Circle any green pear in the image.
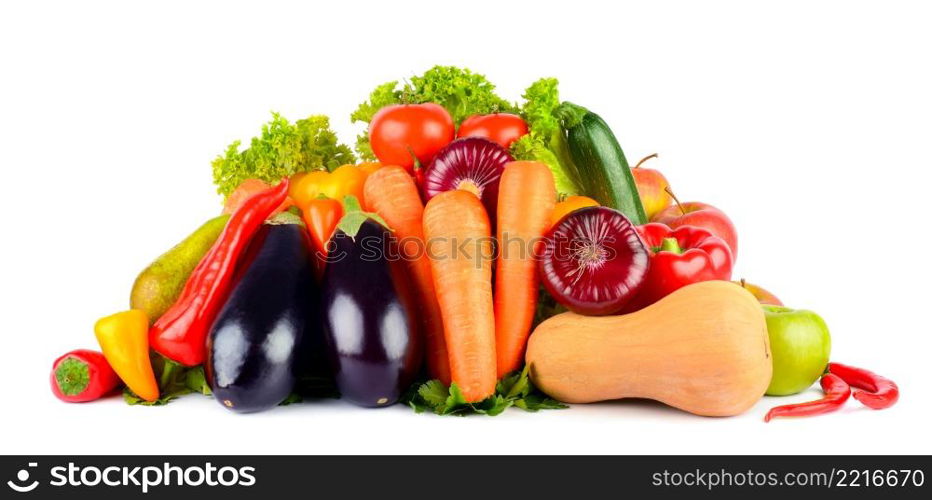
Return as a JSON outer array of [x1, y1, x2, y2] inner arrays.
[[763, 305, 831, 396], [130, 214, 229, 324]]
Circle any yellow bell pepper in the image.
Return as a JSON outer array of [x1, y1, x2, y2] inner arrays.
[[94, 310, 159, 402], [289, 163, 383, 209]]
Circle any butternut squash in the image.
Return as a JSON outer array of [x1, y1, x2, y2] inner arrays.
[[526, 281, 772, 416]]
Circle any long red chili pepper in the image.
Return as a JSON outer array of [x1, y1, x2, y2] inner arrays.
[[149, 179, 290, 366], [764, 373, 850, 422], [828, 362, 899, 410]]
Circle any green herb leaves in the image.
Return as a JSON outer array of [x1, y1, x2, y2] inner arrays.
[[520, 77, 562, 138], [123, 357, 211, 406], [511, 78, 581, 197], [212, 113, 355, 198], [404, 366, 567, 416]]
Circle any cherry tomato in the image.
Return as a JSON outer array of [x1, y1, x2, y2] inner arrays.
[[369, 103, 454, 172], [550, 195, 599, 227], [457, 113, 529, 149]]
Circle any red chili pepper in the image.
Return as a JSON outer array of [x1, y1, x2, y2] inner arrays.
[[764, 373, 851, 422], [50, 349, 121, 403], [149, 179, 290, 366], [625, 223, 734, 311], [828, 362, 899, 410]]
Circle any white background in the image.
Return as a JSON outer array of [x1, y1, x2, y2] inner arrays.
[[1, 0, 930, 455]]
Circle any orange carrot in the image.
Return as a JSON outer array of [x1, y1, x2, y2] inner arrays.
[[423, 190, 496, 402], [494, 161, 557, 377], [364, 166, 451, 384]]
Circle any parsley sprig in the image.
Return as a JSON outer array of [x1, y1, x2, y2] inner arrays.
[[123, 357, 211, 406], [404, 366, 567, 416]]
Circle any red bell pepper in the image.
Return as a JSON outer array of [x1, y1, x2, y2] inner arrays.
[[625, 223, 734, 311], [149, 178, 290, 366], [50, 349, 121, 403]]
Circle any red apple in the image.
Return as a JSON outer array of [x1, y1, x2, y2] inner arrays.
[[630, 153, 672, 219], [652, 198, 738, 260], [733, 279, 783, 306]]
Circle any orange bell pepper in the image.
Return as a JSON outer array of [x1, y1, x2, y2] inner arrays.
[[94, 310, 159, 402]]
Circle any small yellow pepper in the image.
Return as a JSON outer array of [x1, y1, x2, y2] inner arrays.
[[289, 163, 383, 209], [94, 310, 159, 402]]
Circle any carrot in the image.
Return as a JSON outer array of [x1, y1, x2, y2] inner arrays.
[[364, 166, 451, 384], [422, 190, 496, 402], [494, 161, 557, 377]]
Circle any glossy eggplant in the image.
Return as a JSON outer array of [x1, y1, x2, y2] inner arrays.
[[322, 219, 421, 407], [207, 216, 318, 413]]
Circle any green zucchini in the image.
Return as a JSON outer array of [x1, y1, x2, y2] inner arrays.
[[556, 102, 647, 225]]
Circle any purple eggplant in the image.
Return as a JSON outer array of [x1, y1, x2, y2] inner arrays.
[[207, 215, 318, 413], [322, 219, 421, 407]]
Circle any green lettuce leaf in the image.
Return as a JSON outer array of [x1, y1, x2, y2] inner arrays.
[[123, 357, 211, 406], [511, 78, 580, 197], [512, 135, 579, 197], [403, 365, 567, 417], [521, 77, 562, 138], [211, 113, 355, 198]]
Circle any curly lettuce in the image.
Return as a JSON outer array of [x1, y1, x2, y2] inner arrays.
[[211, 113, 355, 198], [351, 66, 517, 160], [520, 77, 562, 138], [510, 78, 580, 197]]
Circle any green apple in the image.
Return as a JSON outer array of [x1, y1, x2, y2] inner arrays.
[[763, 305, 831, 396]]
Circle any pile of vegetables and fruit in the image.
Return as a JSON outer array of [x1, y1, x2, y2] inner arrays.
[[51, 66, 899, 420]]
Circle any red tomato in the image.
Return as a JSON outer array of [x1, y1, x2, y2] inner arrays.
[[369, 103, 454, 172], [457, 113, 529, 149]]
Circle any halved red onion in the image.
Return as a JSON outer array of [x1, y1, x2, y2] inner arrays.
[[539, 206, 650, 315]]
